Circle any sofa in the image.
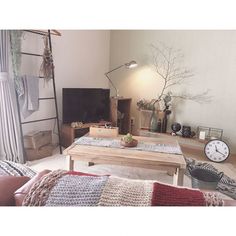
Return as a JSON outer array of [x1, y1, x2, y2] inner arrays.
[[0, 160, 235, 206]]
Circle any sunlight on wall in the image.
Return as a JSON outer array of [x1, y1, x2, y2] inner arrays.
[[130, 66, 163, 100], [118, 66, 164, 100]]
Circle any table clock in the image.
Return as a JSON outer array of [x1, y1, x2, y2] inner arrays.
[[204, 139, 230, 162]]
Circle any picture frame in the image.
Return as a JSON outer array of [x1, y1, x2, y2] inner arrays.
[[197, 126, 223, 140]]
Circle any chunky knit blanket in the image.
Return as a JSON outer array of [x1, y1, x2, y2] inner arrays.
[[22, 170, 224, 206]]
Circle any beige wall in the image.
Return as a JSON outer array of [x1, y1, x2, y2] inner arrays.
[[110, 30, 236, 153], [20, 30, 110, 143]]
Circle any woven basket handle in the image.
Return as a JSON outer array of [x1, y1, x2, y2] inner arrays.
[[187, 164, 194, 174], [218, 172, 224, 180]]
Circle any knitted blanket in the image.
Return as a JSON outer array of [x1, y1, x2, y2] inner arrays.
[[22, 170, 224, 206]]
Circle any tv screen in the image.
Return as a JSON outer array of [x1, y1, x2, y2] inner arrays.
[[62, 88, 110, 124]]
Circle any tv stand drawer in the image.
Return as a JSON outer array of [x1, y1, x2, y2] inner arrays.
[[61, 123, 111, 148]]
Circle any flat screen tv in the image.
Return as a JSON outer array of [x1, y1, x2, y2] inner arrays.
[[62, 88, 110, 124]]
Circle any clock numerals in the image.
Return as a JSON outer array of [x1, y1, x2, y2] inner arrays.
[[204, 139, 230, 163]]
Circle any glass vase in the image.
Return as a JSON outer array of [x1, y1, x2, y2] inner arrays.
[[149, 110, 158, 132]]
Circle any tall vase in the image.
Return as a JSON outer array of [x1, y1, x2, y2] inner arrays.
[[161, 114, 168, 133], [158, 111, 167, 133], [162, 111, 168, 133], [149, 109, 158, 132]]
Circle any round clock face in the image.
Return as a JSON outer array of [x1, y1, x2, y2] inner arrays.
[[204, 139, 230, 163]]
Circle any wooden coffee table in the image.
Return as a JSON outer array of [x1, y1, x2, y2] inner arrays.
[[63, 135, 186, 186]]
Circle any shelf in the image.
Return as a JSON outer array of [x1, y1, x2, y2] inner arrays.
[[110, 97, 132, 134]]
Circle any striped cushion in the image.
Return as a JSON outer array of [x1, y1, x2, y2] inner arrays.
[[0, 161, 36, 178]]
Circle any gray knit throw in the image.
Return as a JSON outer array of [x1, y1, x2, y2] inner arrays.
[[45, 175, 109, 206]]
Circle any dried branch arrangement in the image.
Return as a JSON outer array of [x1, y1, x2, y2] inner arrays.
[[150, 42, 211, 106], [39, 36, 54, 83]]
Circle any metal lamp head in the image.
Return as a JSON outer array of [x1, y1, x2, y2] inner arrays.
[[125, 60, 138, 69], [105, 60, 138, 98]]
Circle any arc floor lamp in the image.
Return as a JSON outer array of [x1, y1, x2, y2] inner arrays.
[[105, 60, 138, 97]]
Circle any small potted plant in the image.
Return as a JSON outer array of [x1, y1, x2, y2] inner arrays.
[[121, 133, 138, 147]]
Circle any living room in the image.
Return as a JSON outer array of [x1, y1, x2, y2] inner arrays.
[[1, 1, 236, 235], [1, 28, 236, 203], [20, 29, 236, 174]]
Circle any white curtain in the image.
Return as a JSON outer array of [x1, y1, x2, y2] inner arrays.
[[0, 30, 24, 163]]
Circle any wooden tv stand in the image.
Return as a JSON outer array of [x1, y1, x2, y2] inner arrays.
[[61, 97, 132, 148], [61, 121, 111, 148]]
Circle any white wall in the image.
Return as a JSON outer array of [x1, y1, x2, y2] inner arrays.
[[110, 30, 236, 153], [20, 30, 110, 143], [53, 30, 110, 118]]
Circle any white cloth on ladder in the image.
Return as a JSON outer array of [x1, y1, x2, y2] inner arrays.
[[18, 75, 39, 118]]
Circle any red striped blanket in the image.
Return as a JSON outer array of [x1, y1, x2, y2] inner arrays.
[[22, 170, 224, 206]]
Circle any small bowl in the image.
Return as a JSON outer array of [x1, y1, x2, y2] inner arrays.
[[120, 139, 138, 147]]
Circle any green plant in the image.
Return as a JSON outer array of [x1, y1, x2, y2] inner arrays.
[[122, 133, 133, 143]]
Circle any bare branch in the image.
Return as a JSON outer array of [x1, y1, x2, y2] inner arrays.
[[150, 43, 169, 62], [170, 90, 212, 104], [150, 42, 211, 107]]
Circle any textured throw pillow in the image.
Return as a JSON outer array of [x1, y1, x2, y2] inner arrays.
[[0, 176, 30, 206], [14, 169, 51, 206], [0, 160, 36, 178]]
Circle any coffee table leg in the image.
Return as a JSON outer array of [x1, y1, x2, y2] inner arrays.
[[66, 155, 74, 171], [173, 168, 184, 186]]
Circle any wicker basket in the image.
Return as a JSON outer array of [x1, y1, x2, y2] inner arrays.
[[24, 130, 52, 149], [25, 144, 54, 161]]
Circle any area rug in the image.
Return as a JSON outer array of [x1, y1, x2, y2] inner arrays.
[[185, 157, 236, 200]]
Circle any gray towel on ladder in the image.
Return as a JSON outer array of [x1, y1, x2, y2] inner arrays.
[[18, 75, 39, 118]]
